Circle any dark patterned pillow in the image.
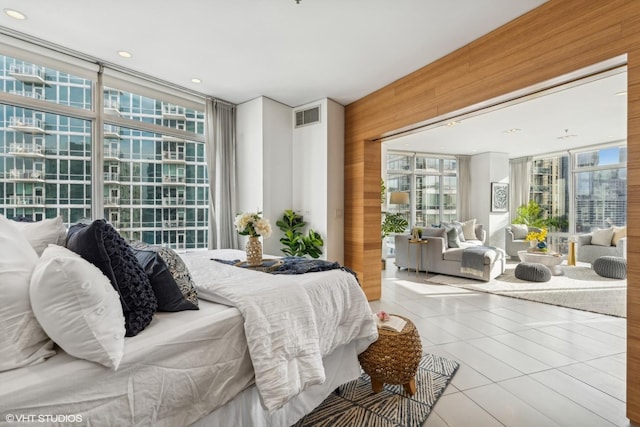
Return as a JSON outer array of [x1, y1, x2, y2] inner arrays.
[[128, 240, 199, 307], [66, 220, 157, 336], [132, 248, 198, 311]]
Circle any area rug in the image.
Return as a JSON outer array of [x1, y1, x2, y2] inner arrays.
[[426, 264, 626, 317], [292, 353, 459, 427]]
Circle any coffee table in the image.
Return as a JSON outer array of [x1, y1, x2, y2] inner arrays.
[[517, 250, 564, 275]]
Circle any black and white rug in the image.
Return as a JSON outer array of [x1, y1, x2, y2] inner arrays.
[[292, 353, 459, 427]]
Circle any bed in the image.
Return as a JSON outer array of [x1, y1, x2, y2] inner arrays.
[[0, 244, 377, 427]]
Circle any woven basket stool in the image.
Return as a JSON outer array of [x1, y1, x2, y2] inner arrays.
[[358, 315, 422, 395]]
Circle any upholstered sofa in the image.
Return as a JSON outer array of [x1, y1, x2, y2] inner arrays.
[[394, 223, 506, 281], [505, 225, 542, 259], [576, 227, 627, 265]]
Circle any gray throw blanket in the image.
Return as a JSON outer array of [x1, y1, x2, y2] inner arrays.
[[460, 246, 496, 278]]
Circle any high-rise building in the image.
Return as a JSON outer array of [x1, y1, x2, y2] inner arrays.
[[0, 54, 209, 249]]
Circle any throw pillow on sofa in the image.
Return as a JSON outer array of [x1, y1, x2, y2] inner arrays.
[[0, 214, 55, 373], [446, 226, 461, 248], [591, 228, 615, 246], [461, 218, 478, 240], [30, 245, 126, 370], [510, 224, 529, 240], [612, 226, 627, 246], [442, 221, 466, 243], [66, 219, 157, 337]]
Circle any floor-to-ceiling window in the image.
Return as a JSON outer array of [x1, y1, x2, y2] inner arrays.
[[0, 51, 209, 249], [385, 150, 457, 256], [529, 142, 626, 253]]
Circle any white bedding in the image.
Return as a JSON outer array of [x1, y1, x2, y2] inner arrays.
[[0, 301, 254, 427], [181, 249, 378, 412]]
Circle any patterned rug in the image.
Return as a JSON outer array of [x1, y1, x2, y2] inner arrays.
[[292, 353, 459, 427], [426, 263, 626, 317]]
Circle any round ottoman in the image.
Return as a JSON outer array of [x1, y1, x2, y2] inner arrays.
[[593, 256, 627, 279], [358, 315, 422, 395], [515, 262, 552, 282]]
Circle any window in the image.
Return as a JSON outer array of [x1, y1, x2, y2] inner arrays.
[[386, 151, 457, 229], [0, 52, 209, 249], [574, 145, 627, 233]]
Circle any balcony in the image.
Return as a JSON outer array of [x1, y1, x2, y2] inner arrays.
[[163, 220, 185, 228], [9, 117, 46, 134], [8, 142, 45, 158], [104, 196, 120, 206], [162, 151, 186, 163], [104, 125, 121, 139], [163, 175, 186, 185], [104, 172, 120, 183], [104, 147, 120, 160], [162, 134, 186, 143], [7, 195, 45, 206], [8, 64, 46, 84], [162, 196, 186, 206], [8, 169, 45, 182], [161, 104, 187, 120], [104, 98, 121, 116], [9, 89, 44, 100]]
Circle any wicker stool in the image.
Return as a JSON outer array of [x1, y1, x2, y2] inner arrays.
[[358, 315, 422, 395], [593, 256, 627, 279], [515, 262, 552, 282]]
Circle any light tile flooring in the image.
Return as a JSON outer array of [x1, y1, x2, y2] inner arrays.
[[371, 260, 633, 427]]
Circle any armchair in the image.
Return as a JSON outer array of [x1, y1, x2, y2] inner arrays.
[[576, 230, 627, 265], [505, 225, 541, 259]]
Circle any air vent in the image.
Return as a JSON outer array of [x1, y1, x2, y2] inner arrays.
[[295, 106, 320, 127]]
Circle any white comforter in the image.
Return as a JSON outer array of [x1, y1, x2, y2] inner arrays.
[[181, 249, 378, 412]]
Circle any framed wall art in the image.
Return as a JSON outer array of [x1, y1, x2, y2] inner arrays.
[[491, 182, 508, 212]]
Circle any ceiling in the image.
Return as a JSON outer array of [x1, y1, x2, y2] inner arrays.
[[0, 0, 547, 107], [383, 68, 628, 158], [0, 1, 626, 159]]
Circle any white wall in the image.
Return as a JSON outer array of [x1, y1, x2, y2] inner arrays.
[[236, 97, 344, 261], [292, 99, 345, 262], [469, 152, 509, 248], [236, 97, 292, 256]]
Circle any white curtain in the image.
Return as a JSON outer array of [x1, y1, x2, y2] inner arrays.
[[205, 98, 239, 249], [456, 155, 471, 220], [509, 156, 532, 221]]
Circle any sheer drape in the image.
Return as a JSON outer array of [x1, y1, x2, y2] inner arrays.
[[456, 155, 471, 220], [509, 156, 532, 221], [205, 98, 239, 249]]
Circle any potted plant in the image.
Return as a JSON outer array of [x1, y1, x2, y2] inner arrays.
[[276, 209, 324, 258]]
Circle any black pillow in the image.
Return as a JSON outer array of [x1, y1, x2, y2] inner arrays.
[[132, 248, 198, 312], [128, 240, 199, 307], [66, 220, 157, 336]]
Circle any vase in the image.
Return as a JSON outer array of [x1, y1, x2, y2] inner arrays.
[[529, 239, 538, 248], [245, 236, 262, 266]]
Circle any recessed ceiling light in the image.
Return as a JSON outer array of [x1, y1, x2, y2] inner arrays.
[[191, 78, 201, 84], [4, 8, 27, 20], [615, 91, 627, 96], [445, 121, 460, 127], [117, 51, 132, 58], [502, 128, 521, 134]]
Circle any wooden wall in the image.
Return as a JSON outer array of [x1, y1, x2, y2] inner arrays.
[[343, 0, 640, 421]]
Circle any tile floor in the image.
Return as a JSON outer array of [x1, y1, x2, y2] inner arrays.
[[371, 260, 633, 427]]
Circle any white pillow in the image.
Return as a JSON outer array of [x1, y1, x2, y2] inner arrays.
[[30, 245, 126, 370], [591, 228, 615, 246], [11, 216, 67, 256], [510, 224, 529, 240], [0, 214, 54, 373], [612, 226, 627, 246], [461, 218, 477, 240]]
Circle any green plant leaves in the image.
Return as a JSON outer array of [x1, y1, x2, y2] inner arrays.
[[277, 210, 324, 258]]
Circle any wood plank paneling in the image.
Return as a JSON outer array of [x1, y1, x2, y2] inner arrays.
[[343, 0, 640, 421]]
